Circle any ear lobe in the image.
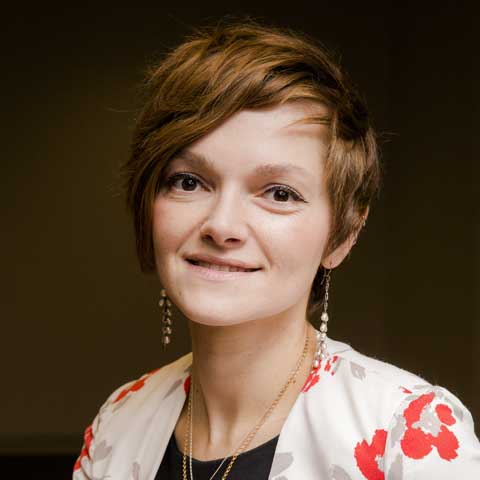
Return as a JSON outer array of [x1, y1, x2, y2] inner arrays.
[[322, 208, 369, 269], [321, 233, 357, 270]]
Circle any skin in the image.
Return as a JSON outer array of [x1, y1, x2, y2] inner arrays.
[[152, 100, 358, 461]]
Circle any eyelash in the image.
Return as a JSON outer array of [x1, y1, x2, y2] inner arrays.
[[163, 172, 305, 203]]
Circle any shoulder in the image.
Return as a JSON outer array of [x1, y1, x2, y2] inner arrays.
[[90, 352, 192, 434], [73, 353, 192, 478], [314, 336, 433, 415], [113, 353, 192, 398], [326, 337, 476, 426], [327, 336, 431, 392], [101, 352, 193, 415], [314, 337, 480, 478], [302, 338, 432, 442], [324, 337, 476, 428]]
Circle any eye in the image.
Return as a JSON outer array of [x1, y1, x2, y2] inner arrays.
[[161, 172, 305, 204], [163, 172, 205, 192], [264, 185, 305, 203]]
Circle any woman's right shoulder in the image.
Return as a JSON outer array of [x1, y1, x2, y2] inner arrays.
[[73, 353, 192, 477], [100, 351, 193, 413]]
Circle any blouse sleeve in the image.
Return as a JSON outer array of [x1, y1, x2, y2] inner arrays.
[[384, 385, 480, 478], [72, 380, 135, 480]]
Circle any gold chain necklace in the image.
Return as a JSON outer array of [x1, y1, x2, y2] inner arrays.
[[182, 325, 311, 480]]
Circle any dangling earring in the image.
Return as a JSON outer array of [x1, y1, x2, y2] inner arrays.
[[158, 288, 173, 349], [318, 267, 331, 360]]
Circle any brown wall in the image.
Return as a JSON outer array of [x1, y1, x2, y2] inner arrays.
[[1, 4, 477, 453]]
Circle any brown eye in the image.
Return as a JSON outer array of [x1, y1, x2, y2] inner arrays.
[[165, 173, 204, 192], [264, 185, 304, 203]]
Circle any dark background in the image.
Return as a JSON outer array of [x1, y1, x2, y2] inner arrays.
[[1, 4, 478, 478]]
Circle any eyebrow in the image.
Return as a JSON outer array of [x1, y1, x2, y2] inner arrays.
[[173, 149, 310, 178]]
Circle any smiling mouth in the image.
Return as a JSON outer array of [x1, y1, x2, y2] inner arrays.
[[186, 259, 261, 273]]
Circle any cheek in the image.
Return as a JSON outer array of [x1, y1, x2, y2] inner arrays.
[[152, 200, 191, 260], [263, 213, 329, 275]]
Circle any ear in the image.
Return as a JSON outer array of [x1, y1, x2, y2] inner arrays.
[[321, 234, 357, 270], [322, 208, 369, 270]]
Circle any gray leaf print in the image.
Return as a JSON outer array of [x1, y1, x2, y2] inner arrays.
[[331, 464, 352, 480], [412, 384, 431, 390], [268, 452, 294, 478], [413, 404, 441, 434], [449, 401, 464, 422], [80, 457, 111, 480], [331, 357, 343, 375], [275, 477, 288, 480], [390, 414, 406, 447], [387, 454, 403, 480], [431, 386, 445, 397], [92, 440, 112, 462], [132, 461, 140, 480], [165, 379, 183, 398], [350, 362, 366, 380]]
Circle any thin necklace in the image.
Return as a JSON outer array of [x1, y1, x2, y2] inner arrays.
[[182, 324, 319, 480]]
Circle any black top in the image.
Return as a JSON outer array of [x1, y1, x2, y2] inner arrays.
[[155, 431, 280, 479]]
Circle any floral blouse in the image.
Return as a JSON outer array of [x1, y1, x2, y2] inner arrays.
[[73, 335, 480, 479]]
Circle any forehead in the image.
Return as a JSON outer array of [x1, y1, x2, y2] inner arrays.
[[182, 101, 330, 176]]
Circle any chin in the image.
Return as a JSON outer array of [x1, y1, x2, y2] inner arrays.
[[179, 302, 257, 327]]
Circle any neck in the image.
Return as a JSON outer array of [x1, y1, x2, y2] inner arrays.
[[186, 310, 317, 459]]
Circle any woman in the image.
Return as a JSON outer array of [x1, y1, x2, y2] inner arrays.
[[73, 20, 480, 479]]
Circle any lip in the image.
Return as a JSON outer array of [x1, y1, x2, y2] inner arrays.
[[184, 258, 262, 281], [184, 253, 261, 270]]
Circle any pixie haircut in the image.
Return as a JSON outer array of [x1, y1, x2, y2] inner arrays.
[[120, 19, 381, 319]]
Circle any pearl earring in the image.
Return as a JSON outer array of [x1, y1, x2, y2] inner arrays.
[[318, 268, 331, 361], [158, 288, 173, 349]]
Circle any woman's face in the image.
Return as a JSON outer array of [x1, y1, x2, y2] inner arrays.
[[152, 101, 348, 326]]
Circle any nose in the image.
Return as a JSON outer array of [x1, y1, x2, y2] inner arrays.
[[199, 188, 249, 248]]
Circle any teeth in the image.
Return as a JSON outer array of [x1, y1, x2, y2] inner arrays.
[[194, 260, 251, 272]]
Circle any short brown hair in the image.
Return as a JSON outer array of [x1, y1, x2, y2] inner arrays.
[[120, 18, 381, 319]]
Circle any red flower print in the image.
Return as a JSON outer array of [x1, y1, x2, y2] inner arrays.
[[400, 386, 412, 394], [113, 367, 161, 404], [184, 375, 191, 395], [73, 424, 93, 471], [354, 429, 388, 480], [301, 365, 321, 392], [324, 355, 339, 374], [400, 392, 459, 461], [301, 355, 340, 393], [113, 379, 145, 403], [435, 404, 455, 425]]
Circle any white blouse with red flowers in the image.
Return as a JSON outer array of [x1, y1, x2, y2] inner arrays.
[[72, 335, 480, 479]]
